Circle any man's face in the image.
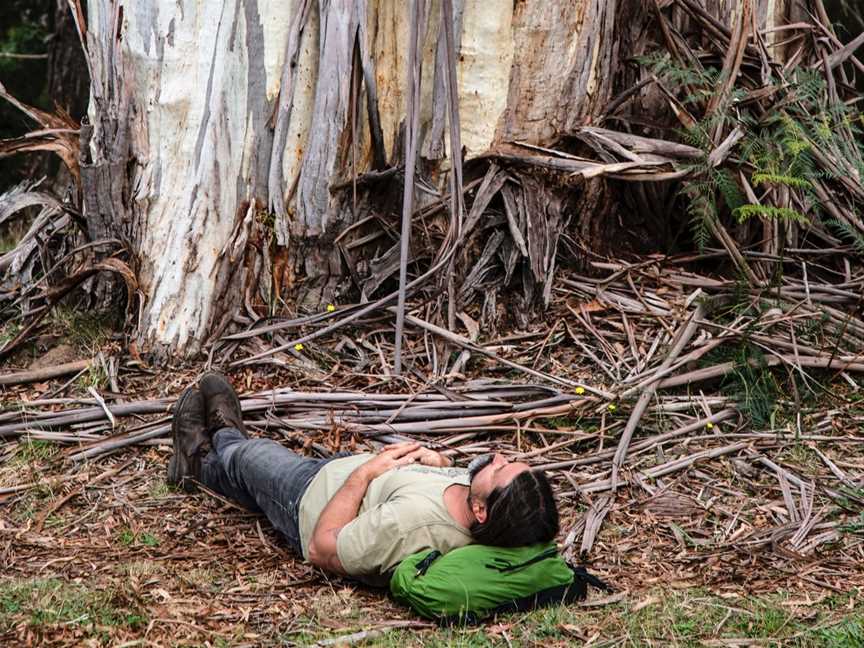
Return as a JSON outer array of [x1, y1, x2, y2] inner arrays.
[[468, 453, 530, 502]]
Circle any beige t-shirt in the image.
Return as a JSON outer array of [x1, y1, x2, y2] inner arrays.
[[297, 454, 472, 586]]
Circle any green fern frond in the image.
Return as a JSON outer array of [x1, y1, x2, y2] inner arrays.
[[812, 114, 834, 143], [731, 345, 779, 428], [678, 126, 713, 153], [734, 204, 809, 224], [779, 114, 810, 157], [682, 178, 717, 251], [792, 68, 827, 107], [826, 217, 864, 255], [715, 168, 745, 210], [751, 173, 812, 189], [739, 134, 768, 167]]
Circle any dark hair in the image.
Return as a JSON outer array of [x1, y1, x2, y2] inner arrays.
[[469, 470, 559, 546]]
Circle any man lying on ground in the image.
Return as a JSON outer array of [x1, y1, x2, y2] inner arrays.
[[167, 373, 559, 586]]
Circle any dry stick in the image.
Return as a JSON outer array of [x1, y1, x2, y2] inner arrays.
[[810, 446, 856, 487], [6, 384, 559, 450], [23, 431, 104, 443], [87, 386, 116, 428], [579, 493, 614, 556], [0, 52, 48, 60], [43, 366, 90, 399], [611, 302, 708, 487], [537, 409, 737, 471], [221, 309, 339, 341], [512, 433, 597, 459], [33, 459, 133, 532], [579, 303, 709, 555], [0, 400, 170, 437], [391, 307, 613, 398], [705, 0, 751, 121], [576, 442, 749, 494], [656, 354, 864, 391], [823, 30, 864, 71], [287, 400, 593, 436], [68, 424, 170, 462], [0, 358, 92, 386], [619, 336, 727, 396], [645, 442, 748, 479], [393, 0, 425, 376], [0, 473, 79, 496], [441, 0, 465, 334], [314, 621, 434, 648]]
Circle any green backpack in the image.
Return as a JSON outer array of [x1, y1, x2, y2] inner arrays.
[[389, 542, 609, 624]]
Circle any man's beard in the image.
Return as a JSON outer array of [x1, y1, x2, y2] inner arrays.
[[467, 453, 494, 483]]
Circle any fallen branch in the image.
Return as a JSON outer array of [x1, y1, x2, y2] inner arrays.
[[0, 359, 92, 386]]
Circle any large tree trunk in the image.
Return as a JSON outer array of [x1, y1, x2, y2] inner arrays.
[[79, 0, 797, 359]]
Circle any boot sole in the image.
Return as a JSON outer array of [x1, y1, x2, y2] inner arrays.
[[168, 386, 198, 492]]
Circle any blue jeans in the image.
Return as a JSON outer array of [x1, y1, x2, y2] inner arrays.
[[200, 428, 329, 553]]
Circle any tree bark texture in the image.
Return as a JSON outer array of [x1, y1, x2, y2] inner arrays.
[[80, 0, 797, 357]]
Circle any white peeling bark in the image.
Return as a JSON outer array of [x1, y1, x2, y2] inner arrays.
[[86, 0, 295, 355], [293, 0, 366, 238]]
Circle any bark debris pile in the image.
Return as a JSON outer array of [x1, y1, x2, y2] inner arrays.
[[3, 255, 864, 583]]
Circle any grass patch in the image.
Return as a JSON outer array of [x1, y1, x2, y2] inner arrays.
[[148, 480, 173, 499], [702, 342, 781, 429], [76, 362, 110, 391], [7, 484, 54, 525], [124, 560, 162, 581], [545, 416, 584, 430], [116, 529, 160, 548], [296, 588, 863, 647], [837, 486, 864, 514], [0, 321, 21, 348], [778, 443, 823, 473], [815, 617, 864, 647], [139, 532, 159, 547], [15, 438, 57, 464], [179, 567, 221, 591], [0, 578, 146, 633], [840, 512, 864, 535], [50, 306, 117, 353]]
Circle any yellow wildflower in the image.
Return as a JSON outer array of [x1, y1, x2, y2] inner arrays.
[[575, 387, 585, 395], [608, 403, 616, 412], [294, 343, 304, 351], [327, 304, 336, 312], [706, 421, 714, 429]]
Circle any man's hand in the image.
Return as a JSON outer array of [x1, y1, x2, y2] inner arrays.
[[380, 442, 452, 468], [358, 442, 422, 481]]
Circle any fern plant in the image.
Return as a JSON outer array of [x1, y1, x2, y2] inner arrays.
[[681, 175, 716, 252], [643, 54, 863, 253]]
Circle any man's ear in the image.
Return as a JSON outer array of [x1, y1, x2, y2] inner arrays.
[[470, 496, 487, 524]]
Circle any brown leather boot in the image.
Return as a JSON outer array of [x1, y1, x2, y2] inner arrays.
[[199, 372, 247, 437], [167, 387, 208, 492]]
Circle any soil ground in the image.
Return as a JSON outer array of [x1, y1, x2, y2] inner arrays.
[[2, 361, 863, 647]]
